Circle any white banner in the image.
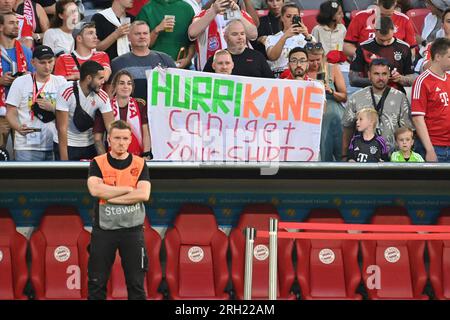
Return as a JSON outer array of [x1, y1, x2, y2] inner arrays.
[[147, 68, 325, 162]]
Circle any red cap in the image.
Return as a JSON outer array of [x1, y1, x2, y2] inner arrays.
[[326, 50, 347, 64]]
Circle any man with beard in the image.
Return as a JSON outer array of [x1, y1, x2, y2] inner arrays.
[[287, 46, 311, 80], [342, 58, 413, 160], [0, 12, 34, 150], [202, 19, 273, 77], [0, 0, 33, 47], [55, 60, 114, 160]]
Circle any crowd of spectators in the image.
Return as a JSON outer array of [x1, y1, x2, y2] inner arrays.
[[0, 0, 449, 163]]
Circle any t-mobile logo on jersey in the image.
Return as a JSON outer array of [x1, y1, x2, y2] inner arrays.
[[439, 92, 449, 107], [357, 153, 368, 162]]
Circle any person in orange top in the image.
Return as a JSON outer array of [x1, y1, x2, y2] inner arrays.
[[87, 119, 151, 300]]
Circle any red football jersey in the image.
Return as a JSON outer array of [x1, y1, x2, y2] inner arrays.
[[54, 51, 111, 77], [344, 9, 417, 48], [411, 69, 450, 146]]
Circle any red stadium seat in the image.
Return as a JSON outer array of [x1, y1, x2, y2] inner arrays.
[[107, 217, 163, 300], [296, 209, 362, 299], [407, 8, 431, 35], [165, 205, 229, 299], [300, 10, 319, 35], [0, 209, 28, 300], [361, 206, 428, 300], [30, 206, 90, 300], [229, 204, 295, 300], [428, 208, 450, 300]]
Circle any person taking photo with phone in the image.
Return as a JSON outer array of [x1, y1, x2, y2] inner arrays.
[[5, 45, 66, 161], [265, 3, 315, 78], [188, 0, 257, 70], [0, 12, 34, 151]]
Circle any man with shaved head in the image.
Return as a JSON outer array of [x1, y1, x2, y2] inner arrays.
[[203, 19, 273, 78], [212, 49, 234, 74]]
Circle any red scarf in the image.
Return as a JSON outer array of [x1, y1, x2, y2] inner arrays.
[[111, 97, 143, 156], [23, 0, 36, 32], [0, 41, 27, 114]]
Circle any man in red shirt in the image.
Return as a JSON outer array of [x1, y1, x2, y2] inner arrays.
[[54, 22, 111, 82], [412, 38, 450, 162], [278, 47, 312, 80], [343, 0, 417, 59]]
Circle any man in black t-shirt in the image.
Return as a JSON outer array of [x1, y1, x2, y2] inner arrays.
[[35, 0, 56, 15], [87, 120, 151, 300], [202, 20, 274, 78], [91, 0, 135, 61], [349, 16, 416, 93]]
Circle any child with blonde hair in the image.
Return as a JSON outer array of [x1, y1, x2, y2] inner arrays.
[[348, 108, 389, 162], [390, 127, 424, 162]]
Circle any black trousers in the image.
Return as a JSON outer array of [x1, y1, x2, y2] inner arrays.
[[87, 226, 148, 300], [53, 142, 97, 161]]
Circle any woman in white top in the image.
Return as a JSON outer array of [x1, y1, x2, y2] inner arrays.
[[311, 1, 346, 55], [265, 3, 314, 77], [43, 0, 79, 56]]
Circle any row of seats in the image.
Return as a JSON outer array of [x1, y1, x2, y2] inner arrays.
[[1, 205, 450, 300]]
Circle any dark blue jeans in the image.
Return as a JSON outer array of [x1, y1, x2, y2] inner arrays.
[[413, 140, 450, 162]]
